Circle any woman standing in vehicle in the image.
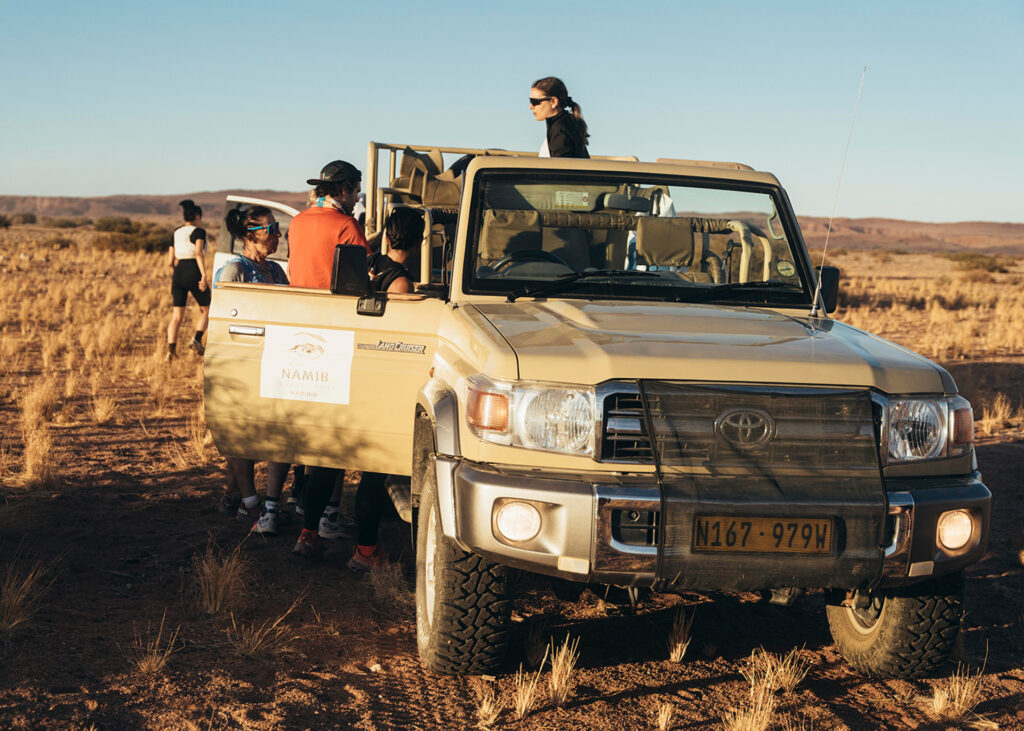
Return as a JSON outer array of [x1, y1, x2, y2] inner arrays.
[[166, 199, 211, 360], [529, 76, 590, 159]]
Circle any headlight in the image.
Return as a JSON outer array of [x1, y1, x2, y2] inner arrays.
[[466, 376, 595, 456], [883, 395, 973, 464]]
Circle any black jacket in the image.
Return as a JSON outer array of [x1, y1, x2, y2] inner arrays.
[[546, 111, 589, 159]]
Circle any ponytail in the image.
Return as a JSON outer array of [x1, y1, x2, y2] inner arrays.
[[564, 97, 589, 144], [225, 205, 271, 240], [179, 198, 202, 223]]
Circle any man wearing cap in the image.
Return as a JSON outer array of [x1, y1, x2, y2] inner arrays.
[[288, 160, 369, 290]]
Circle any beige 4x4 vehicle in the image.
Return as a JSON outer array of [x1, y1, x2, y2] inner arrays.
[[205, 143, 990, 679]]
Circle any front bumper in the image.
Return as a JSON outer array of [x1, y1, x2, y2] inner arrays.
[[442, 459, 990, 591]]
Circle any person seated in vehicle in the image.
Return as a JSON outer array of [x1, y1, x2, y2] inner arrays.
[[288, 160, 369, 289], [367, 207, 425, 294]]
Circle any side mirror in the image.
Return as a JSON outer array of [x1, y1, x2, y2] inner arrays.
[[331, 245, 370, 296], [815, 265, 840, 314]]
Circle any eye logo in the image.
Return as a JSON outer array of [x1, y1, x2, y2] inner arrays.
[[288, 332, 327, 359]]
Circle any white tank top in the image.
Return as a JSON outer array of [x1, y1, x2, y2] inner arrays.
[[173, 224, 205, 259]]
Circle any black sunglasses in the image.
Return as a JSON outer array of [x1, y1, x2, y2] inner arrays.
[[247, 221, 280, 235], [529, 96, 553, 106]]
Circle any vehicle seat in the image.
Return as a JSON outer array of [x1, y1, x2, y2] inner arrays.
[[386, 148, 461, 209], [635, 217, 695, 269], [478, 210, 542, 266]]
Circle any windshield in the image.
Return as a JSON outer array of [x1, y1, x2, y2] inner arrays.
[[465, 172, 811, 306]]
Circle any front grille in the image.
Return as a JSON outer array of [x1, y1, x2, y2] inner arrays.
[[601, 383, 879, 470]]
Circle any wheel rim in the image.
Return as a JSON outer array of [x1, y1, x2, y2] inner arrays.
[[424, 504, 437, 628], [846, 595, 885, 635]]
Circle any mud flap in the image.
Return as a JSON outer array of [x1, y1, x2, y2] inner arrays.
[[636, 382, 886, 592]]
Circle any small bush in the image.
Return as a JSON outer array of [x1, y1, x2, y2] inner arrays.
[[94, 216, 135, 234], [0, 214, 10, 229], [942, 251, 1011, 273], [43, 216, 89, 229], [12, 212, 36, 225], [92, 220, 173, 253]]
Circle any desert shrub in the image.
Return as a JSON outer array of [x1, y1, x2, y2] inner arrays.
[[0, 214, 10, 229], [43, 216, 89, 228], [12, 212, 36, 224], [92, 220, 173, 253], [46, 236, 73, 250], [942, 251, 1011, 273], [94, 216, 135, 234]]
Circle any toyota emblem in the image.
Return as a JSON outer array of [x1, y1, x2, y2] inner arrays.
[[713, 408, 776, 449]]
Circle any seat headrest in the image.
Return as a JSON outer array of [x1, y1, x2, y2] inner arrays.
[[478, 210, 542, 263], [400, 147, 443, 177], [636, 217, 695, 268]]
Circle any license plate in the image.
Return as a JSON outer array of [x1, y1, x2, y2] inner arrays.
[[693, 516, 833, 554]]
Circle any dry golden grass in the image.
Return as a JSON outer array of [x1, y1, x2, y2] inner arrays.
[[547, 634, 580, 707], [657, 702, 676, 730], [721, 683, 777, 731], [474, 682, 500, 729], [91, 394, 117, 425], [21, 422, 57, 488], [226, 594, 303, 658], [20, 377, 59, 429], [126, 609, 181, 675], [367, 562, 413, 612], [667, 607, 694, 662], [0, 557, 56, 635], [929, 662, 991, 725], [740, 648, 811, 695], [192, 541, 247, 615], [511, 657, 546, 721], [185, 414, 208, 463]]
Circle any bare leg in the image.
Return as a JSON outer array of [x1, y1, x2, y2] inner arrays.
[[195, 305, 210, 336], [266, 462, 291, 501], [227, 457, 257, 500], [167, 306, 185, 345]]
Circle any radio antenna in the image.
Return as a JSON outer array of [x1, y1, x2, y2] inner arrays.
[[810, 66, 866, 317]]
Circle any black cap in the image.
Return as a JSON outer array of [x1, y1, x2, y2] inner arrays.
[[307, 160, 361, 187]]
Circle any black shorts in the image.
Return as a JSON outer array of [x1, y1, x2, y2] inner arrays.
[[171, 259, 211, 307]]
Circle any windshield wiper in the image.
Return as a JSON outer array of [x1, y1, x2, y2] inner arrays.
[[674, 280, 804, 303], [506, 269, 661, 302]]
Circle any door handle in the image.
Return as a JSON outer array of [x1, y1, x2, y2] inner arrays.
[[228, 326, 265, 336]]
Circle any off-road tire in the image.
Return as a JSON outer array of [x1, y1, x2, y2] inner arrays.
[[414, 425, 511, 674], [826, 571, 963, 679]]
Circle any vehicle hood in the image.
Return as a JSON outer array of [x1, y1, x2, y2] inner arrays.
[[469, 300, 954, 394]]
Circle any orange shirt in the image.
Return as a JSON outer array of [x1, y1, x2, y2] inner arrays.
[[288, 206, 369, 289]]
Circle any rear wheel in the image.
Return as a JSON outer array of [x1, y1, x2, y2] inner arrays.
[[826, 572, 963, 679], [414, 425, 511, 674]]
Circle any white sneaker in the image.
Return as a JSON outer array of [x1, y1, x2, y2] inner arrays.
[[319, 511, 355, 540], [254, 508, 280, 535]]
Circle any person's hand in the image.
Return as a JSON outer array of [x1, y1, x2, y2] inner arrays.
[[199, 278, 209, 292]]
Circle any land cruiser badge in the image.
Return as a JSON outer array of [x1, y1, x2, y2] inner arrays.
[[357, 340, 427, 355]]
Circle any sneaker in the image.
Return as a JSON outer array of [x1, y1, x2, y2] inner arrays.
[[218, 492, 241, 515], [254, 508, 281, 535], [292, 530, 324, 559], [319, 511, 355, 540], [347, 546, 389, 573], [236, 503, 261, 522], [188, 338, 205, 356]]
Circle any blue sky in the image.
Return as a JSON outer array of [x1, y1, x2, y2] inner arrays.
[[1, 1, 1021, 222]]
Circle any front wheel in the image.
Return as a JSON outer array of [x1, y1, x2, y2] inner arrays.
[[826, 572, 963, 679], [415, 440, 511, 674]]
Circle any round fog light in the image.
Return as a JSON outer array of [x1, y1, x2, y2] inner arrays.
[[494, 501, 541, 543], [937, 509, 973, 551]]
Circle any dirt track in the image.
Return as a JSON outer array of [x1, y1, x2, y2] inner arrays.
[[1, 231, 1023, 729]]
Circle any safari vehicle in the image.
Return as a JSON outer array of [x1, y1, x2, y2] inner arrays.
[[205, 143, 991, 679]]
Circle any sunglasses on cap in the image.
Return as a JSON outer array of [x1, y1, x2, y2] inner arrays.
[[529, 96, 553, 106], [247, 221, 280, 235]]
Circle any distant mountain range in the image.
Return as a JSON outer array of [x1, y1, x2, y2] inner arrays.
[[2, 191, 1022, 255]]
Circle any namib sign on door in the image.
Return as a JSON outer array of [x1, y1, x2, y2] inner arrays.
[[259, 325, 355, 405]]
